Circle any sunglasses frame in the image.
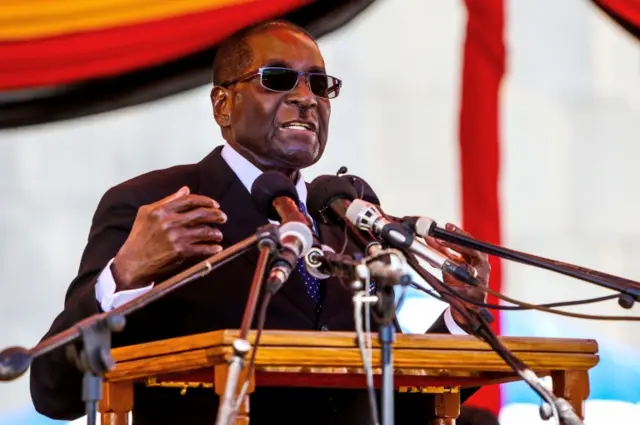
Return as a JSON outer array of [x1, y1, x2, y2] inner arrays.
[[219, 66, 342, 99]]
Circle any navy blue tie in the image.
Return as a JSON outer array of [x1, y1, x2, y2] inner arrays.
[[369, 281, 377, 296], [296, 202, 323, 311]]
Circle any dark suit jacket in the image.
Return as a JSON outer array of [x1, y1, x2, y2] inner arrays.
[[30, 146, 474, 425]]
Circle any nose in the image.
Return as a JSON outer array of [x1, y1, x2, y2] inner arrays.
[[286, 75, 318, 109]]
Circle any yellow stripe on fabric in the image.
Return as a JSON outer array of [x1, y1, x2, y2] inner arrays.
[[0, 0, 256, 40]]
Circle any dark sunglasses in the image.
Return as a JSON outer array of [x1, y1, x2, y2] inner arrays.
[[219, 67, 342, 99]]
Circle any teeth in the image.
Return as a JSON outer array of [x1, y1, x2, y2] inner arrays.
[[286, 124, 309, 131], [283, 121, 313, 131]]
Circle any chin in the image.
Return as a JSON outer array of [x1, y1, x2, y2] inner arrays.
[[277, 140, 319, 160], [279, 149, 317, 169], [289, 152, 317, 167]]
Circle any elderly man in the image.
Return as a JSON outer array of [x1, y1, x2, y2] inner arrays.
[[30, 20, 490, 425]]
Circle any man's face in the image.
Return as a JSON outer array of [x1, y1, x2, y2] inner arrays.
[[215, 28, 331, 173]]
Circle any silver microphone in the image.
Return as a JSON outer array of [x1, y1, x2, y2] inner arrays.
[[266, 221, 314, 293], [304, 244, 337, 280], [304, 244, 410, 286], [345, 199, 479, 286]]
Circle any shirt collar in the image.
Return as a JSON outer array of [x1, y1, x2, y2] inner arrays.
[[220, 143, 308, 209]]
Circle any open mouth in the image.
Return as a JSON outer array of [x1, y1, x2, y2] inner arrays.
[[280, 120, 317, 132]]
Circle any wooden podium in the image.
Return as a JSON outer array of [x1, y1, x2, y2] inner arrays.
[[99, 330, 598, 425]]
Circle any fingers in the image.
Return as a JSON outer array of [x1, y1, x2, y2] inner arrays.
[[189, 244, 224, 257], [423, 235, 466, 263], [167, 207, 227, 228], [148, 186, 217, 211], [164, 194, 220, 213], [168, 225, 223, 247], [444, 280, 487, 307], [181, 226, 222, 257], [433, 223, 488, 263], [169, 225, 224, 257], [154, 186, 190, 205], [144, 188, 222, 223], [180, 225, 224, 243]]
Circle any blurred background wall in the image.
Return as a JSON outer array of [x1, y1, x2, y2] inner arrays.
[[1, 0, 639, 423]]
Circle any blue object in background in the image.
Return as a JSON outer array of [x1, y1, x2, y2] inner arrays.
[[501, 309, 640, 405]]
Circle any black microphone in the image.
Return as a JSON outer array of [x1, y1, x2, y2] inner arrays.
[[251, 171, 314, 293], [305, 248, 359, 280], [307, 175, 382, 256], [340, 174, 381, 205]]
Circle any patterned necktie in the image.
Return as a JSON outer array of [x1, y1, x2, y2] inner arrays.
[[369, 280, 377, 296], [296, 202, 323, 311]]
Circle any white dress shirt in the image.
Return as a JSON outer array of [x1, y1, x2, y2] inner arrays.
[[94, 143, 466, 334]]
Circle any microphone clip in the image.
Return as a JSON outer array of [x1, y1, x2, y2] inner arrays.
[[255, 224, 281, 252], [254, 224, 289, 294]]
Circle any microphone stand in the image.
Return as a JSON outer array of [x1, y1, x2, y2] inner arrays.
[[375, 278, 397, 425], [0, 226, 273, 425], [215, 225, 280, 425], [427, 224, 640, 309]]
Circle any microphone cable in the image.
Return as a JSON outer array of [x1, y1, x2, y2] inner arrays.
[[353, 290, 380, 425], [483, 286, 640, 321], [409, 279, 619, 311], [407, 262, 639, 321], [403, 253, 566, 425], [401, 252, 639, 321]]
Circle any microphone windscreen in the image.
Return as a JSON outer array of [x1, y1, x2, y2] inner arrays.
[[340, 174, 381, 205], [251, 171, 300, 220], [307, 175, 358, 222]]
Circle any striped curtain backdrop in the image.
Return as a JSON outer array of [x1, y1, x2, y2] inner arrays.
[[0, 0, 376, 128]]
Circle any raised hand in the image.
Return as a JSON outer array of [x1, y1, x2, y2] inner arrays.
[[111, 186, 227, 290], [424, 223, 491, 329]]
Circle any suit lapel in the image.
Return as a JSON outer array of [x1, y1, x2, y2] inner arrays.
[[195, 146, 267, 266], [195, 146, 317, 322]]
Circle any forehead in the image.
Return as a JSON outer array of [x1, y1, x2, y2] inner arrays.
[[245, 28, 325, 70]]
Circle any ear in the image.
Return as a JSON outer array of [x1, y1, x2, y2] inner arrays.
[[211, 86, 232, 127]]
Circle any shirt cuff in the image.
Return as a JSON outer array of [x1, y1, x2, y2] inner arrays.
[[443, 307, 468, 335], [95, 258, 154, 312]]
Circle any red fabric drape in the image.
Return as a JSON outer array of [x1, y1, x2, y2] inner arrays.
[[0, 0, 308, 90], [592, 0, 640, 39], [458, 0, 505, 415]]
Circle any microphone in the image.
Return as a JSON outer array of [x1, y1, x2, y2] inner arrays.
[[332, 174, 480, 285], [402, 216, 438, 238], [340, 174, 381, 205], [305, 247, 360, 280], [307, 175, 383, 256], [307, 174, 357, 224], [345, 199, 480, 286], [251, 171, 314, 293], [340, 174, 402, 224], [305, 245, 410, 287], [304, 244, 337, 279]]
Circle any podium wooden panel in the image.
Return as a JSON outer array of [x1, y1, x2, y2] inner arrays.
[[99, 330, 598, 425]]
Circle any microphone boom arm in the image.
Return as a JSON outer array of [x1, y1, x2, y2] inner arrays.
[[0, 224, 282, 425], [427, 224, 640, 309]]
